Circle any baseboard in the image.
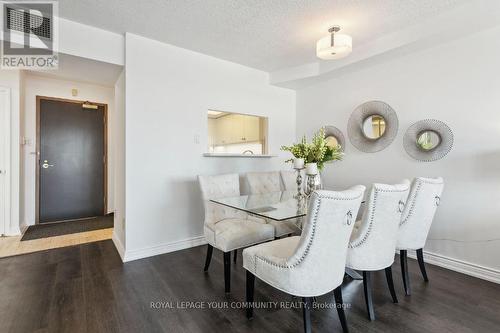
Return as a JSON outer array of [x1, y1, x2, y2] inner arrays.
[[112, 231, 126, 261], [407, 250, 500, 284], [122, 236, 207, 262]]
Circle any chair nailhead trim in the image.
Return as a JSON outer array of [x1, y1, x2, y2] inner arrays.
[[399, 179, 443, 226], [399, 181, 422, 226], [254, 192, 363, 271], [349, 187, 408, 249]]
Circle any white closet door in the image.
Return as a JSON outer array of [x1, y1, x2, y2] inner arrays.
[[0, 87, 10, 236]]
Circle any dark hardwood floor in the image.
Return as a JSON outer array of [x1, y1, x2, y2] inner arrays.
[[1, 240, 499, 333]]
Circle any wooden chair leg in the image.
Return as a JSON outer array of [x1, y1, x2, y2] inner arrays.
[[363, 271, 375, 321], [302, 297, 312, 333], [203, 244, 213, 272], [400, 250, 411, 296], [385, 266, 398, 303], [223, 252, 231, 293], [333, 286, 349, 333], [233, 249, 237, 264], [416, 248, 429, 282], [246, 271, 255, 319]]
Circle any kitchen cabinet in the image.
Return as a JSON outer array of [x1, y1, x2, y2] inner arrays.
[[212, 114, 261, 145], [243, 115, 260, 142]]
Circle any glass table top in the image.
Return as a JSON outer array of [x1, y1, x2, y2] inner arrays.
[[210, 191, 307, 221]]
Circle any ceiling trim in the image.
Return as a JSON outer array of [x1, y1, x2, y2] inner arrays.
[[270, 1, 500, 90]]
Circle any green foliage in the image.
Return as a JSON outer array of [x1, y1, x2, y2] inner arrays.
[[280, 135, 310, 162], [280, 127, 344, 171]]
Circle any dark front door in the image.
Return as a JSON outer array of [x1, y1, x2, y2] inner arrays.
[[38, 98, 106, 223]]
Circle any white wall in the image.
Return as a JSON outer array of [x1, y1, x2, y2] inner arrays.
[[124, 33, 295, 260], [112, 70, 126, 257], [0, 70, 21, 235], [21, 74, 116, 227], [58, 18, 124, 66], [296, 26, 500, 273]]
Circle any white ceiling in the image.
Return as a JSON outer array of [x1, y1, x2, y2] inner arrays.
[[58, 0, 467, 72], [27, 53, 123, 87]]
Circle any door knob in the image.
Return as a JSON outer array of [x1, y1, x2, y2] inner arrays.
[[42, 160, 54, 169]]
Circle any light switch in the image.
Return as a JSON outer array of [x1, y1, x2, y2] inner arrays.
[[194, 135, 200, 144], [71, 89, 78, 96]]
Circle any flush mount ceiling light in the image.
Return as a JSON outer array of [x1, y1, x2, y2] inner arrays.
[[316, 25, 352, 60]]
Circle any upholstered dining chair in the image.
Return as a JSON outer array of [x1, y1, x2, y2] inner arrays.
[[198, 173, 275, 293], [397, 177, 444, 296], [246, 171, 300, 238], [243, 186, 366, 333], [280, 170, 297, 191], [246, 171, 282, 194], [346, 181, 410, 321]]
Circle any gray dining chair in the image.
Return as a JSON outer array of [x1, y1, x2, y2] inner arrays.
[[397, 177, 444, 295], [346, 180, 410, 321], [246, 171, 300, 237], [280, 170, 297, 191], [243, 186, 365, 333], [198, 173, 275, 293]]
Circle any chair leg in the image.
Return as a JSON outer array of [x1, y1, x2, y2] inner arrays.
[[384, 266, 398, 303], [333, 286, 349, 333], [223, 252, 231, 293], [362, 271, 375, 321], [246, 271, 255, 319], [302, 297, 312, 333], [416, 248, 429, 282], [345, 267, 363, 280], [203, 244, 213, 272], [400, 250, 411, 296], [233, 249, 237, 264]]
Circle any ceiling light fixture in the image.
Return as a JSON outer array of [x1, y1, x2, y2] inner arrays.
[[316, 25, 352, 60]]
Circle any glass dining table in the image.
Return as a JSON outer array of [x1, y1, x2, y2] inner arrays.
[[210, 190, 363, 280], [211, 190, 306, 222]]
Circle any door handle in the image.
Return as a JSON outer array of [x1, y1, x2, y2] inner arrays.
[[42, 160, 54, 169]]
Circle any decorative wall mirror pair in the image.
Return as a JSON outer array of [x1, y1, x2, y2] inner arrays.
[[329, 101, 454, 161]]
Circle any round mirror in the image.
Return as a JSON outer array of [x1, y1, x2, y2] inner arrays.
[[417, 130, 441, 151], [325, 135, 339, 148], [362, 115, 386, 139]]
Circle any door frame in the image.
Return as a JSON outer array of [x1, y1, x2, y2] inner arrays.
[[0, 87, 11, 235], [35, 96, 108, 224]]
